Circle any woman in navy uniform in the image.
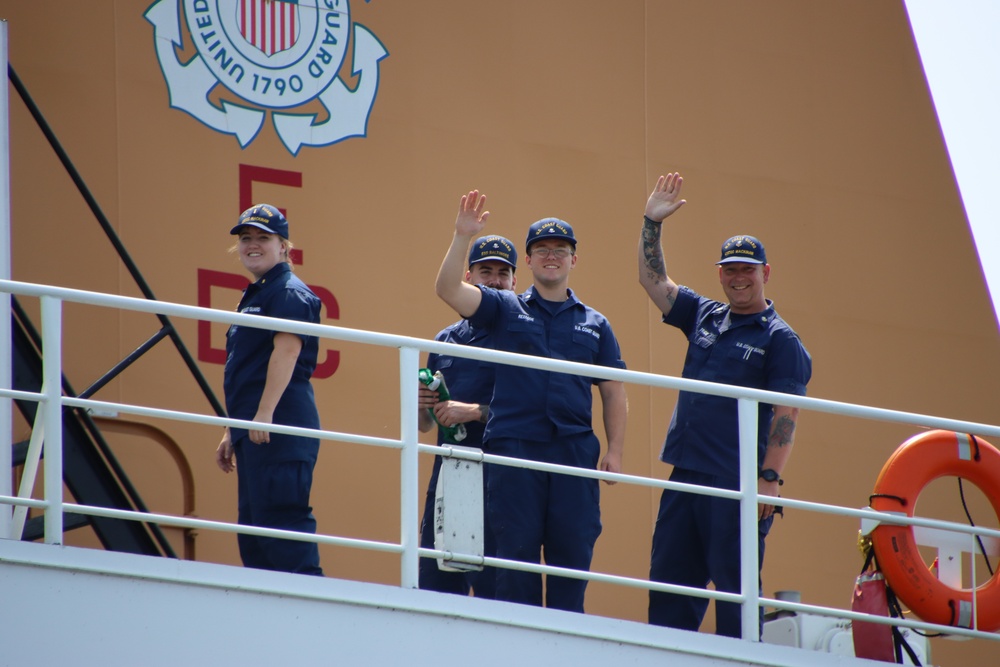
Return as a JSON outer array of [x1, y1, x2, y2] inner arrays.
[[215, 204, 324, 576]]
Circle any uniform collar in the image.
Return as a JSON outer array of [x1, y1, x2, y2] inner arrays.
[[522, 285, 579, 307], [253, 262, 291, 287], [713, 299, 775, 332]]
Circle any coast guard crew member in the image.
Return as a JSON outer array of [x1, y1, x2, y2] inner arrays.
[[215, 204, 324, 576], [637, 173, 811, 637], [435, 190, 627, 612], [417, 235, 518, 597]]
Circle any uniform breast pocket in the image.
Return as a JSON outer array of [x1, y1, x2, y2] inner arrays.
[[684, 334, 713, 367], [441, 354, 484, 374], [506, 318, 545, 354], [722, 344, 767, 383], [571, 331, 601, 362]]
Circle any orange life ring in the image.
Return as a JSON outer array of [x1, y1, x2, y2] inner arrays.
[[870, 429, 1000, 631]]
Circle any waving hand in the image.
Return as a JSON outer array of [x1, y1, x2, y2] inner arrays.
[[644, 173, 686, 223], [456, 190, 490, 236]]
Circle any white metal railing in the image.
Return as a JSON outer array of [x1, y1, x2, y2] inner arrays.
[[0, 20, 13, 541], [2, 278, 1000, 646]]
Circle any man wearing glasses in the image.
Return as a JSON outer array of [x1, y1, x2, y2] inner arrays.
[[435, 190, 627, 613]]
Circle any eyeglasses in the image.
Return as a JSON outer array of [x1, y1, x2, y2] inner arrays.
[[529, 247, 573, 259]]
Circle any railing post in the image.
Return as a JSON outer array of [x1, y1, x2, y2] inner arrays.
[[970, 531, 979, 630], [737, 397, 760, 641], [399, 345, 420, 588], [0, 19, 13, 538], [41, 295, 63, 544]]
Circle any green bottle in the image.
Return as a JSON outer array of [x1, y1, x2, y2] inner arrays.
[[418, 368, 467, 444]]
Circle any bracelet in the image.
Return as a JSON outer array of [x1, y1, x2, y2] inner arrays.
[[643, 215, 662, 226]]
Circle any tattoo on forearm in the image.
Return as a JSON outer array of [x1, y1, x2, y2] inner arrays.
[[641, 219, 667, 282], [770, 415, 796, 446]]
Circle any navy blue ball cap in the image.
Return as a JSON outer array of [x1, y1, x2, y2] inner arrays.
[[469, 235, 517, 269], [525, 218, 576, 252], [230, 204, 289, 240], [716, 235, 766, 265]]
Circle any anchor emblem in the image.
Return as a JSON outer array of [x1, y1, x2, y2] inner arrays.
[[145, 0, 388, 155]]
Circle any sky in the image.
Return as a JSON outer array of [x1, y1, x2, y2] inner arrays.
[[904, 0, 1000, 328]]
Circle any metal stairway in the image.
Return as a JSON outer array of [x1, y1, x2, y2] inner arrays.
[[10, 297, 174, 555], [5, 64, 227, 556]]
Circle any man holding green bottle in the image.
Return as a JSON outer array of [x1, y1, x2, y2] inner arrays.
[[417, 233, 518, 597]]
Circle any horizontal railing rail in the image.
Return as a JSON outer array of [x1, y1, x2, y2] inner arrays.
[[1, 278, 999, 646]]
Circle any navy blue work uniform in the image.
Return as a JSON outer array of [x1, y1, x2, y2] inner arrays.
[[469, 285, 625, 612], [418, 320, 497, 598], [648, 286, 811, 637], [224, 262, 324, 575]]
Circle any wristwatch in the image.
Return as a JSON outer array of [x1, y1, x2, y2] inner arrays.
[[759, 468, 784, 486]]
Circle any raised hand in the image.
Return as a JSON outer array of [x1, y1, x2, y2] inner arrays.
[[455, 190, 490, 237], [644, 173, 686, 223]]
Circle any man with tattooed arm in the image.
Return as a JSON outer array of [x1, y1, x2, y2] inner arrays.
[[637, 173, 812, 639]]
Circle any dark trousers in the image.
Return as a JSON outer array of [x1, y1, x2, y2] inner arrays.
[[487, 434, 603, 612], [234, 436, 323, 576], [418, 453, 497, 598], [648, 468, 772, 638]]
